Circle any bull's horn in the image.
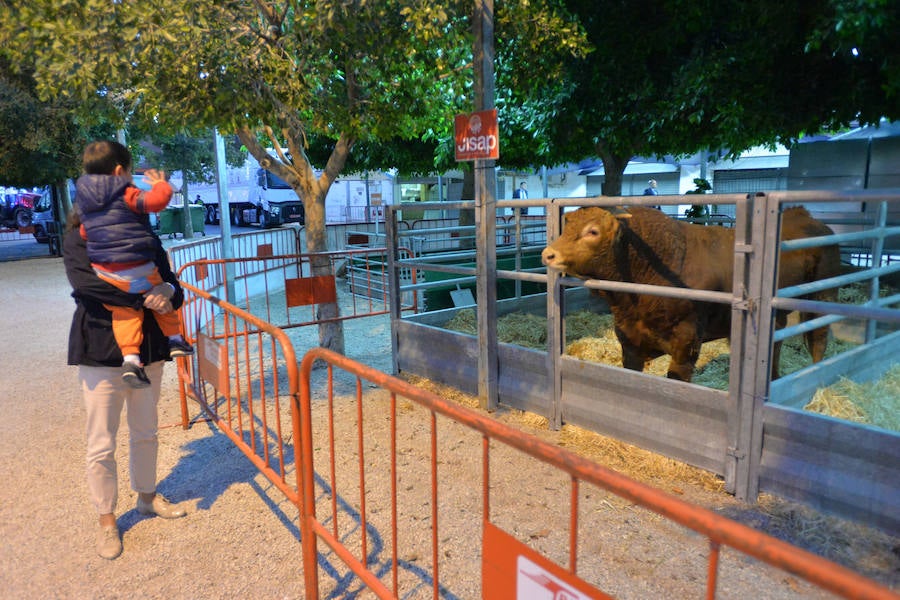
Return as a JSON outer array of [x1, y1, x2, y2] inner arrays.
[[611, 206, 633, 219]]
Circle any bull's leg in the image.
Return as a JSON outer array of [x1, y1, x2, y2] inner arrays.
[[615, 328, 646, 372], [665, 322, 701, 382], [771, 310, 789, 380], [802, 313, 829, 363], [667, 342, 700, 382], [620, 342, 645, 372], [802, 282, 837, 364]]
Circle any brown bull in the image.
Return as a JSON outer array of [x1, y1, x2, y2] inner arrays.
[[541, 206, 841, 381]]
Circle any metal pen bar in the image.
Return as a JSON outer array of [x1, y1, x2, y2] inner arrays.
[[778, 262, 900, 298], [780, 225, 900, 251], [771, 296, 900, 324]]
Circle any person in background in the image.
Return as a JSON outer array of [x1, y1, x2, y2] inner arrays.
[[512, 180, 529, 215], [643, 179, 659, 196], [74, 141, 193, 389], [64, 208, 189, 561]]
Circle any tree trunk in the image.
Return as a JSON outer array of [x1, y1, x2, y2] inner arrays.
[[56, 180, 72, 224], [458, 167, 476, 250], [597, 147, 630, 197], [181, 180, 194, 239], [303, 184, 345, 355], [55, 180, 72, 246], [235, 126, 346, 355]]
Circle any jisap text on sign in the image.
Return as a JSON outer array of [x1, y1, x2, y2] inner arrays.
[[455, 109, 499, 161]]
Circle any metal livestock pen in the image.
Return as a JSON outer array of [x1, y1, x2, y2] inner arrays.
[[386, 190, 900, 536]]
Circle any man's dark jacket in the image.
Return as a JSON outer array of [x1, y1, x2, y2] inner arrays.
[[64, 227, 184, 367]]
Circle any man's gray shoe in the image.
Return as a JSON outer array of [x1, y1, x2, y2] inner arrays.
[[97, 525, 122, 560], [137, 495, 187, 519]]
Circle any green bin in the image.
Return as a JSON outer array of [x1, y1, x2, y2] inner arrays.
[[157, 206, 205, 236], [188, 205, 205, 234], [158, 208, 181, 235]]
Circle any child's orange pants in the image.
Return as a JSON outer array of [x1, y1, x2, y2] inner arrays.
[[95, 264, 182, 358]]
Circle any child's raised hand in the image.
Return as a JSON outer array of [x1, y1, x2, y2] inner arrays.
[[142, 169, 167, 186]]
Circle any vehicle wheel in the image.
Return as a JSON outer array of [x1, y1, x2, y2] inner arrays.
[[260, 211, 269, 229], [15, 208, 32, 229], [205, 204, 217, 225], [32, 225, 49, 244]]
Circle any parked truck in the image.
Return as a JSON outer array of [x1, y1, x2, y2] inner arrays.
[[245, 166, 305, 228], [189, 154, 303, 227], [194, 153, 393, 228]]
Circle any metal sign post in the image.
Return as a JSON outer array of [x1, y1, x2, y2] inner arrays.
[[214, 129, 236, 303], [472, 0, 498, 410]]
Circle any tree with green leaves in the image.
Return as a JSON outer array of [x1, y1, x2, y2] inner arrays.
[[533, 0, 900, 195], [1, 59, 244, 238], [3, 0, 585, 352], [0, 61, 81, 188], [0, 55, 124, 227], [134, 130, 247, 238]]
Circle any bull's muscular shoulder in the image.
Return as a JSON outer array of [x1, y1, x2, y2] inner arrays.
[[616, 207, 689, 285], [782, 206, 834, 239], [679, 222, 735, 290]]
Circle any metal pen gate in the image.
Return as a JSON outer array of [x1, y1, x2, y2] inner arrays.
[[169, 253, 894, 598], [387, 191, 900, 535]]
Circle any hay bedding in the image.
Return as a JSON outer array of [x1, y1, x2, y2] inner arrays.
[[805, 365, 900, 430], [445, 307, 898, 432]]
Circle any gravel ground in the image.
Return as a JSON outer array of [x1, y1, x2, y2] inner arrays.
[[1, 241, 897, 599]]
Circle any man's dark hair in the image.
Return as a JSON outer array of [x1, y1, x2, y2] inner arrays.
[[82, 140, 133, 175]]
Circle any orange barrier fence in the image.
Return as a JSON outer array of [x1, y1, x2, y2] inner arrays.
[[175, 279, 304, 505], [171, 267, 895, 598], [295, 347, 896, 600], [174, 247, 416, 332], [170, 248, 416, 511]]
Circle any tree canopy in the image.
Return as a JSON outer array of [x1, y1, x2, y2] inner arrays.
[[527, 0, 900, 194], [5, 0, 584, 223], [0, 57, 112, 188], [2, 0, 585, 352], [5, 1, 899, 198]]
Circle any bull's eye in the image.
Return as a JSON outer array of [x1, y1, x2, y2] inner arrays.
[[584, 226, 599, 238]]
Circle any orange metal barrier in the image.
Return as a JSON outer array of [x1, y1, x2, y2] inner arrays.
[[296, 347, 896, 600], [175, 278, 304, 505], [170, 248, 416, 506], [175, 247, 417, 331]]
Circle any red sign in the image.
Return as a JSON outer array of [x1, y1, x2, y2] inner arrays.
[[482, 522, 608, 599], [455, 109, 499, 161]]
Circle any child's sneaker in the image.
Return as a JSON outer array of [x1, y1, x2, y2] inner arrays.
[[122, 362, 151, 388], [168, 338, 194, 358]]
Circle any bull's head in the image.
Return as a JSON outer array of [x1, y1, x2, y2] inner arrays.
[[541, 207, 632, 278]]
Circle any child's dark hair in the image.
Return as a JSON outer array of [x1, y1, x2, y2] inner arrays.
[[82, 140, 132, 175]]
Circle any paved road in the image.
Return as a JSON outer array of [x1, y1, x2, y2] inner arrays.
[[0, 230, 56, 262]]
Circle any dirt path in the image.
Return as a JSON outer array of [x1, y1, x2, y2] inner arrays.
[[0, 255, 310, 598], [0, 253, 896, 599]]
